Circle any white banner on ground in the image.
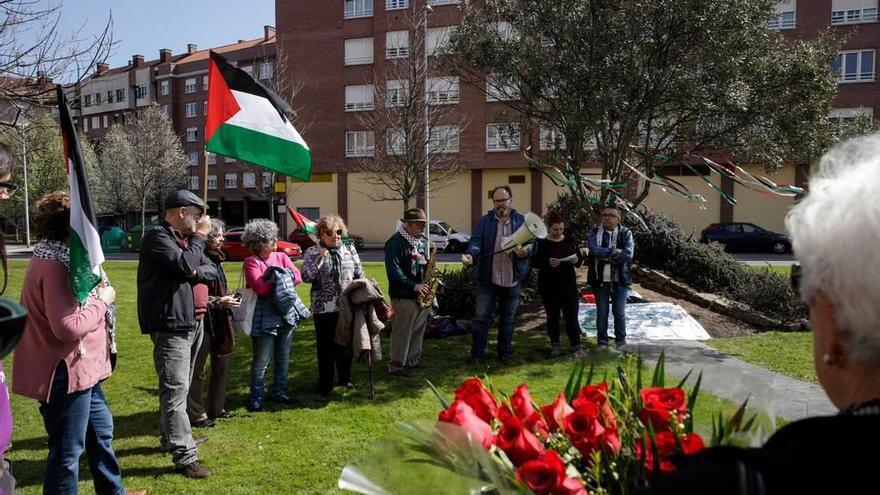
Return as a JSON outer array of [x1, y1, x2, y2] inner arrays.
[[578, 302, 711, 341]]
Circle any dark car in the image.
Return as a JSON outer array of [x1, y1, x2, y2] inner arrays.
[[222, 231, 303, 261], [287, 227, 364, 250], [700, 222, 791, 254]]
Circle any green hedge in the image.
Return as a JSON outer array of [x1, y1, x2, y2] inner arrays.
[[436, 266, 539, 320]]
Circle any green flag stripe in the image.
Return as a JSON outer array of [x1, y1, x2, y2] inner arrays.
[[69, 230, 101, 302], [206, 123, 311, 181]]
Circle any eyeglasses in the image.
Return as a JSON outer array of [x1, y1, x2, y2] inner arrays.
[[493, 197, 511, 204], [323, 229, 343, 237], [184, 207, 203, 219], [0, 182, 17, 198]]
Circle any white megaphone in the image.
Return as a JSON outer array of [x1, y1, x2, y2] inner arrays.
[[500, 212, 548, 252]]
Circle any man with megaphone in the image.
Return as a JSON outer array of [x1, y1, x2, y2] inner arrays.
[[462, 186, 543, 365]]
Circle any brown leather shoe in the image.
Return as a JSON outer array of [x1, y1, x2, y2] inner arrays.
[[177, 460, 213, 479]]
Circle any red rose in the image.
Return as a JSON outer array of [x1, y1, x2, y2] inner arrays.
[[525, 410, 550, 438], [563, 402, 606, 459], [437, 400, 495, 449], [573, 383, 618, 434], [495, 415, 546, 466], [540, 392, 574, 432], [455, 378, 499, 423], [635, 432, 705, 475], [515, 450, 566, 495], [557, 476, 590, 495], [639, 387, 687, 432], [510, 383, 537, 420]]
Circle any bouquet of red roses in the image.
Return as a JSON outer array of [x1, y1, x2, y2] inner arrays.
[[339, 354, 758, 495]]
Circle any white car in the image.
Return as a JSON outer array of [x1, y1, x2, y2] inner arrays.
[[394, 219, 470, 253]]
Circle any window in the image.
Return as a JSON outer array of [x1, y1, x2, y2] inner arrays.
[[94, 93, 102, 104], [203, 101, 207, 116], [162, 104, 171, 117], [831, 0, 877, 24], [188, 152, 199, 166], [344, 37, 374, 65], [429, 125, 460, 153], [136, 85, 147, 99], [832, 50, 875, 82], [344, 0, 373, 18], [115, 89, 125, 102], [103, 115, 109, 128], [426, 76, 460, 104], [243, 172, 256, 188], [494, 21, 516, 41], [262, 172, 273, 189], [83, 118, 89, 132], [426, 27, 453, 56], [829, 107, 874, 125], [486, 123, 520, 151], [185, 102, 198, 118], [84, 94, 92, 107], [385, 79, 408, 107], [241, 65, 254, 76], [107, 91, 113, 103], [259, 62, 274, 80], [203, 77, 209, 91], [185, 78, 197, 93], [207, 175, 217, 190], [486, 75, 518, 102], [207, 152, 217, 165], [224, 173, 237, 188], [190, 176, 200, 190], [540, 127, 567, 151], [225, 156, 236, 163], [427, 0, 459, 5], [345, 130, 375, 157], [386, 128, 405, 155], [160, 80, 170, 95], [386, 0, 408, 9], [385, 31, 409, 59], [345, 85, 375, 111], [186, 127, 198, 142], [91, 116, 100, 129], [768, 0, 797, 29]]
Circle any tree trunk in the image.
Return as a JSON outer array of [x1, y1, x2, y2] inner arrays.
[[141, 196, 146, 236]]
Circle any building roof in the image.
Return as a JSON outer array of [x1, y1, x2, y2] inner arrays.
[[173, 35, 276, 66]]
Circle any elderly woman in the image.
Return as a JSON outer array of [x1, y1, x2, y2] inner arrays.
[[187, 219, 239, 426], [649, 135, 880, 495], [11, 191, 131, 494], [242, 218, 302, 412], [301, 214, 364, 397]]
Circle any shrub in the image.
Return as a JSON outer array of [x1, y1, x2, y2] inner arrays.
[[437, 266, 540, 320]]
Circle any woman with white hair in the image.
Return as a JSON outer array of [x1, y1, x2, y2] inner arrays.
[[648, 134, 880, 495], [242, 218, 302, 412]]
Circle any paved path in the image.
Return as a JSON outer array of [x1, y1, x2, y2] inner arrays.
[[628, 340, 835, 422]]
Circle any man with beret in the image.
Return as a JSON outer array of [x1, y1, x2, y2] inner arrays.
[[385, 208, 432, 377], [138, 190, 217, 479]]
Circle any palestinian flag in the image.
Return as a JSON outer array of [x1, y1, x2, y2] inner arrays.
[[288, 207, 318, 236], [56, 85, 103, 303], [206, 51, 311, 180]]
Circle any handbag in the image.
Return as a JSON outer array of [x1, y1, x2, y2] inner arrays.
[[232, 266, 257, 336]]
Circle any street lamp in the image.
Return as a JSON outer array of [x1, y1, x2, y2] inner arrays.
[[423, 4, 433, 224]]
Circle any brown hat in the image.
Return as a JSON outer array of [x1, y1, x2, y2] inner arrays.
[[401, 207, 427, 223]]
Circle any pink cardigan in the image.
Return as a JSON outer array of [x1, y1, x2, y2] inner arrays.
[[244, 251, 301, 297], [13, 258, 111, 402]]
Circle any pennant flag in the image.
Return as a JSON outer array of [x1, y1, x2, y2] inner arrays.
[[56, 85, 104, 302], [206, 51, 311, 180], [288, 207, 318, 236]]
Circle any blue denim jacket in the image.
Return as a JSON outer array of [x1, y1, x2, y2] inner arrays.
[[586, 225, 634, 287], [465, 209, 531, 287]]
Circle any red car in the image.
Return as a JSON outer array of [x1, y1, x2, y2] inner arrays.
[[222, 231, 303, 261], [287, 227, 364, 250]]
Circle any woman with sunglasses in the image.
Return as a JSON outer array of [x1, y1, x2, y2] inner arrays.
[[301, 214, 364, 397]]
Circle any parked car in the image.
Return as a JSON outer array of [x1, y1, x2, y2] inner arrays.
[[700, 222, 791, 253], [393, 219, 471, 253], [222, 230, 303, 261], [287, 227, 364, 250]]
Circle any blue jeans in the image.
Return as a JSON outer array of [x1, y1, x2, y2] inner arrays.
[[39, 364, 125, 495], [250, 327, 293, 403], [594, 283, 628, 345], [470, 283, 521, 360]]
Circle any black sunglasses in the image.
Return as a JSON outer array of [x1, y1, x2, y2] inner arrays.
[[0, 182, 18, 194], [323, 229, 343, 236]]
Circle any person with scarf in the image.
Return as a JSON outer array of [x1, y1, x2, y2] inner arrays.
[[301, 214, 364, 396], [12, 191, 145, 495], [384, 208, 431, 377], [586, 204, 634, 350], [187, 219, 239, 427]]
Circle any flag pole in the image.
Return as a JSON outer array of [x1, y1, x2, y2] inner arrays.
[[203, 150, 209, 207]]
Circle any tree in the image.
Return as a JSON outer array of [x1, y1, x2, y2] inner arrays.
[[352, 10, 468, 209], [97, 105, 188, 229], [447, 0, 842, 216]]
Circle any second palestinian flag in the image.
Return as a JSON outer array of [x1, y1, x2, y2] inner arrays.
[[206, 51, 312, 181]]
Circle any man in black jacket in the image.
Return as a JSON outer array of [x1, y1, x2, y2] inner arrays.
[[138, 190, 217, 479]]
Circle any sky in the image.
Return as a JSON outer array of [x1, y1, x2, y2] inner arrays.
[[54, 0, 276, 70]]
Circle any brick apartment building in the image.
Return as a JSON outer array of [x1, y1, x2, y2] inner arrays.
[[69, 26, 282, 228], [276, 0, 878, 244]]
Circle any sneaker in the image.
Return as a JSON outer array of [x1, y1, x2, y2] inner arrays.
[[192, 418, 216, 428], [614, 340, 627, 349], [177, 461, 213, 479], [595, 343, 609, 352], [246, 400, 264, 412], [573, 346, 588, 360], [268, 393, 296, 405], [550, 343, 562, 357], [209, 410, 235, 420]]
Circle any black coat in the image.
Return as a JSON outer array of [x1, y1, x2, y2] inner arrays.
[[137, 220, 218, 334]]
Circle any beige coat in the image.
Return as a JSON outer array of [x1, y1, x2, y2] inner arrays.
[[335, 278, 386, 362]]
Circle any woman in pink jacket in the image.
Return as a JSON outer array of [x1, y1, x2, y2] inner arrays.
[[12, 192, 132, 495], [241, 219, 302, 412]]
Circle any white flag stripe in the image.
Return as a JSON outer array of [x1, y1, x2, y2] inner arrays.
[[227, 90, 310, 149], [68, 157, 104, 273]]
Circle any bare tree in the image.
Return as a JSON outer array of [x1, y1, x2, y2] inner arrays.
[[97, 105, 188, 230], [91, 126, 134, 221], [0, 0, 113, 108], [352, 10, 468, 209]]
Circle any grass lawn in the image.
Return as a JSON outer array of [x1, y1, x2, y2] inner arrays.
[[747, 265, 791, 276], [3, 260, 749, 494], [710, 332, 816, 383]]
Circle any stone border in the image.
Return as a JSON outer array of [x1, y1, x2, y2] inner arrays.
[[632, 266, 808, 332]]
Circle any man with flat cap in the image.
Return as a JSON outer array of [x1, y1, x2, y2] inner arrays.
[[385, 208, 432, 377], [138, 190, 217, 479]]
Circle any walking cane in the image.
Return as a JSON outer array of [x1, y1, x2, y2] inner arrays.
[[366, 349, 376, 400]]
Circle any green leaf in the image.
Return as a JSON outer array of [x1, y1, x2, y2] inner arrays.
[[650, 350, 666, 387], [426, 380, 450, 410], [686, 371, 703, 433], [676, 369, 693, 390]]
